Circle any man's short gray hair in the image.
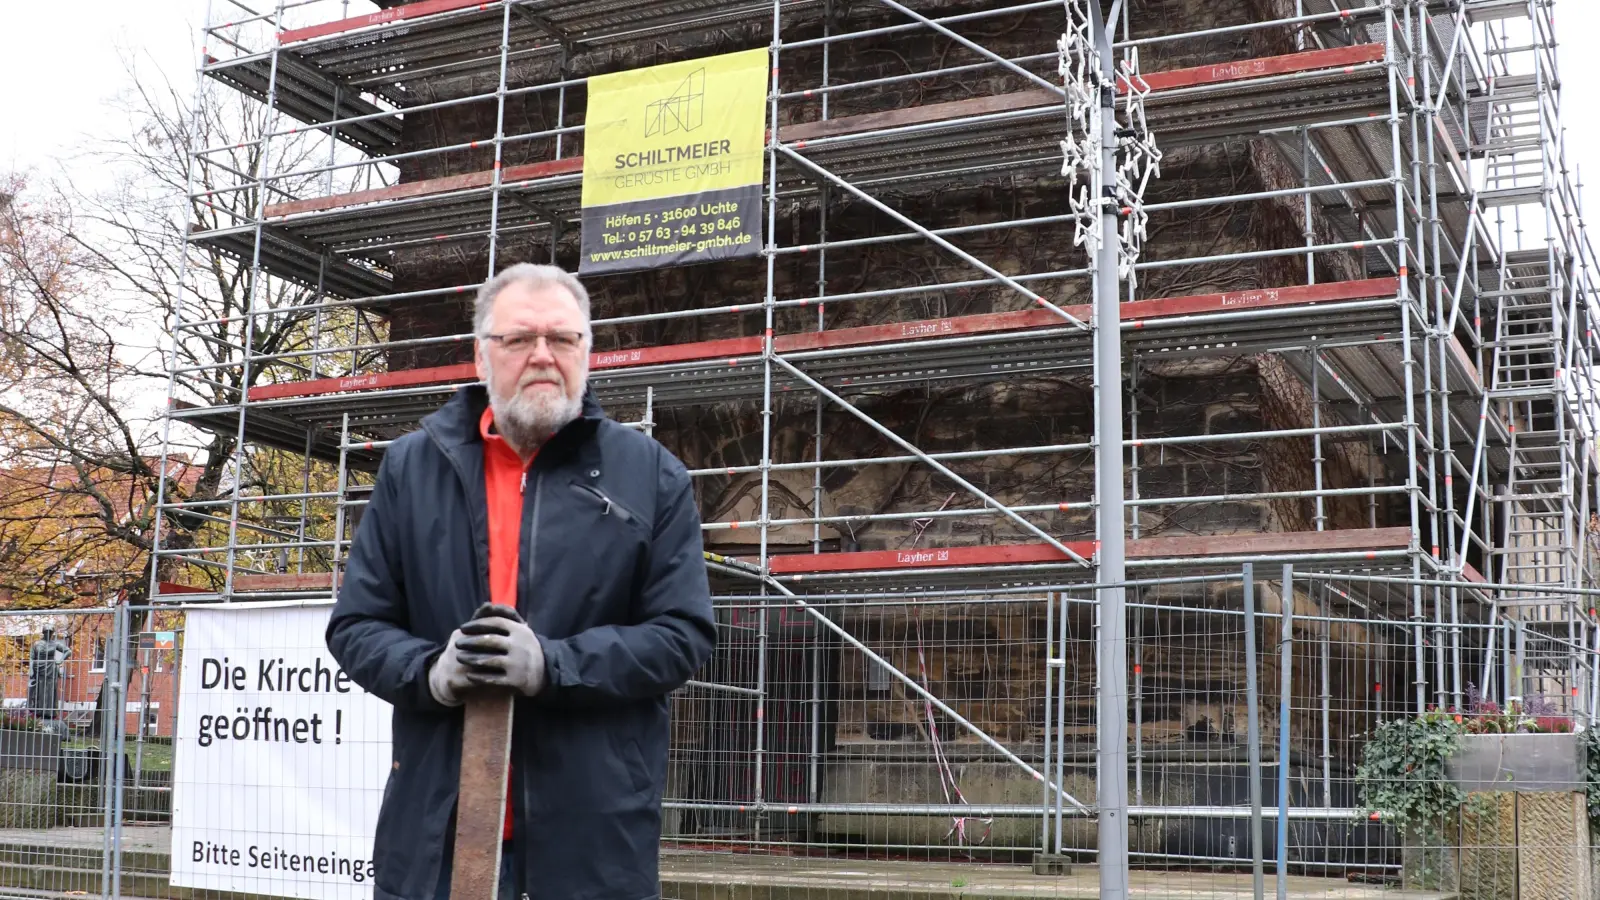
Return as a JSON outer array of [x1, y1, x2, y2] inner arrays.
[[473, 263, 592, 337]]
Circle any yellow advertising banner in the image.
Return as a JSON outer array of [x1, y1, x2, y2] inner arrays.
[[579, 48, 768, 274]]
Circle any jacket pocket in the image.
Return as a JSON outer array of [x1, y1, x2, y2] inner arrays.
[[570, 481, 645, 532]]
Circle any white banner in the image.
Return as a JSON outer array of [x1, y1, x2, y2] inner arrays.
[[170, 603, 392, 900]]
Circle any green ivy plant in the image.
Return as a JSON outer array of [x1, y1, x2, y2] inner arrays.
[[1354, 709, 1468, 842], [1582, 726, 1600, 839], [1357, 700, 1597, 840]]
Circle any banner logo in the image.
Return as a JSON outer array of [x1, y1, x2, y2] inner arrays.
[[645, 68, 705, 137]]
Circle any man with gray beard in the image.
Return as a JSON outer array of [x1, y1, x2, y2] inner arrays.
[[326, 263, 717, 900]]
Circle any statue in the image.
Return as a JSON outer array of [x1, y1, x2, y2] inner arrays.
[[27, 625, 70, 720]]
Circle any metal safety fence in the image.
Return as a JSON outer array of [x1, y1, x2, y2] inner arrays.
[[0, 566, 1593, 899]]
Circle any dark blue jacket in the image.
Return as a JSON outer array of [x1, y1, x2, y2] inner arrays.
[[326, 383, 717, 900]]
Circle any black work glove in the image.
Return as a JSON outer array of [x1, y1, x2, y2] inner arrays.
[[453, 602, 548, 697]]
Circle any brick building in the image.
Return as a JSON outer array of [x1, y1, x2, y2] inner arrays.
[[0, 612, 180, 739]]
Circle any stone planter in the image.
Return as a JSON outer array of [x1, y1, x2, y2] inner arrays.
[[0, 727, 62, 772], [1399, 733, 1596, 900], [1401, 828, 1462, 894], [1446, 732, 1587, 793], [1592, 846, 1600, 900], [0, 727, 61, 828], [1400, 801, 1520, 899]]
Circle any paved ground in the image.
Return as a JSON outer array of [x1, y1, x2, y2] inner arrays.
[[0, 827, 1453, 900], [659, 851, 1448, 900], [0, 825, 168, 854]]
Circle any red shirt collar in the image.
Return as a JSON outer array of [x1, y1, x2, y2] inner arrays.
[[478, 404, 505, 446], [479, 405, 534, 464]]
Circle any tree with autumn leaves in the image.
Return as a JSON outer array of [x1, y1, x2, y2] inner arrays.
[[1, 173, 185, 608], [2, 64, 374, 730], [1, 65, 382, 607]]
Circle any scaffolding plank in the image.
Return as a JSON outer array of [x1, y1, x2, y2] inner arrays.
[[452, 694, 514, 900], [593, 335, 765, 370], [1122, 277, 1398, 322], [782, 89, 1059, 146], [782, 308, 1070, 352], [204, 52, 403, 154], [189, 222, 394, 298], [225, 572, 340, 592], [766, 526, 1413, 575], [244, 278, 1401, 402], [1448, 333, 1481, 388], [265, 158, 584, 219], [1463, 0, 1531, 25], [767, 541, 1097, 574], [216, 525, 1414, 589], [217, 528, 1413, 588], [1130, 43, 1386, 93], [278, 0, 493, 44], [155, 582, 211, 596], [251, 362, 476, 400], [1127, 526, 1411, 558]]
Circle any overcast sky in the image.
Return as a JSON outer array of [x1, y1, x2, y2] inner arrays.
[[1, 1, 196, 183], [4, 1, 1600, 237]]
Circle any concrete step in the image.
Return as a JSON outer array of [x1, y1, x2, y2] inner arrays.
[[0, 888, 144, 900], [0, 888, 173, 900], [656, 855, 1455, 900], [0, 847, 1454, 900], [0, 861, 167, 898], [0, 859, 282, 900], [0, 839, 167, 874]]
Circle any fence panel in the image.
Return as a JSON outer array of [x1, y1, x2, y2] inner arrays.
[[0, 607, 138, 897], [0, 570, 1588, 900], [666, 592, 1086, 863]]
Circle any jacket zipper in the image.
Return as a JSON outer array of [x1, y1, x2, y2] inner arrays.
[[524, 473, 541, 606], [514, 470, 541, 853], [516, 467, 542, 619]]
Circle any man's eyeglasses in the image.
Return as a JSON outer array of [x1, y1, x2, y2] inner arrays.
[[480, 329, 588, 356]]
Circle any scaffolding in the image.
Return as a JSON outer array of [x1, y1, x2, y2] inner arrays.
[[149, 0, 1600, 888]]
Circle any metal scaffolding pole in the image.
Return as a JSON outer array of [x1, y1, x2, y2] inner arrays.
[[750, 0, 785, 842], [1090, 2, 1130, 895], [1244, 563, 1265, 898], [145, 0, 217, 605], [1277, 564, 1294, 900]]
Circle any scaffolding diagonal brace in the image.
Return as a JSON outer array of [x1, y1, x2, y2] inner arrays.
[[772, 144, 1092, 332], [873, 0, 1066, 99], [757, 572, 1093, 814], [770, 354, 1095, 568]]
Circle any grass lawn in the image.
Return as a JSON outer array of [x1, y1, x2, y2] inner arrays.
[[129, 742, 173, 772], [62, 740, 174, 772]]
